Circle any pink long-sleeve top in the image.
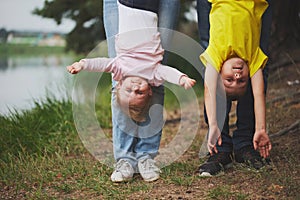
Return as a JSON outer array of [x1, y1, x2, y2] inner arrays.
[[81, 32, 185, 87]]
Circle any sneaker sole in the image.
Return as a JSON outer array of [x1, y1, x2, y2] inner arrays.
[[111, 172, 134, 183], [199, 162, 233, 177], [111, 177, 133, 183], [199, 171, 225, 177], [143, 175, 160, 182]]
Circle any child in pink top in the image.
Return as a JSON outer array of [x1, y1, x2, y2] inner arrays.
[[67, 2, 195, 122]]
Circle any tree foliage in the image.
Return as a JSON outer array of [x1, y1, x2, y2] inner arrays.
[[33, 0, 197, 54], [34, 0, 299, 56], [33, 0, 104, 54]]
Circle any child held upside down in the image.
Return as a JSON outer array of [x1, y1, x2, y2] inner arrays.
[[67, 6, 195, 123], [199, 0, 272, 175], [67, 0, 194, 183]]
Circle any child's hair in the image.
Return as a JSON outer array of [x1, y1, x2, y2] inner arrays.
[[226, 87, 247, 101], [116, 88, 152, 122]]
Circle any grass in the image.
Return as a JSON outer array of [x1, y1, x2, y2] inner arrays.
[[0, 82, 202, 199], [0, 95, 143, 199], [0, 43, 70, 57], [0, 96, 299, 199], [0, 98, 78, 160], [207, 185, 249, 200], [1, 89, 298, 199], [1, 52, 299, 199]]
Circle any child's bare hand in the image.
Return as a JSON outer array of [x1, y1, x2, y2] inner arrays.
[[207, 124, 222, 155], [179, 75, 196, 89], [253, 130, 272, 158], [67, 62, 83, 74]]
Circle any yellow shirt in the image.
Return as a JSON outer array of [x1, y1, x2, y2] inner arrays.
[[200, 0, 269, 77]]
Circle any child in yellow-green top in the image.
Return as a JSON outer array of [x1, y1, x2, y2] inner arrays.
[[199, 0, 272, 175]]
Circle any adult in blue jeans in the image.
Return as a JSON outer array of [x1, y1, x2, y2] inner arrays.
[[197, 0, 272, 176], [103, 0, 180, 182]]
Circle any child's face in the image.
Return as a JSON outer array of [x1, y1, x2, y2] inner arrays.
[[220, 57, 249, 97], [117, 76, 152, 107]]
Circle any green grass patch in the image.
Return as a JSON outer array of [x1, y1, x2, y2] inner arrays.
[[0, 83, 201, 197], [162, 161, 197, 186], [0, 87, 298, 199], [0, 63, 204, 198], [0, 43, 73, 57], [0, 97, 83, 161], [207, 185, 249, 200], [0, 94, 150, 199]]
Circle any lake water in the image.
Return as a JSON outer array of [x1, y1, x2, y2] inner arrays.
[[0, 55, 75, 116]]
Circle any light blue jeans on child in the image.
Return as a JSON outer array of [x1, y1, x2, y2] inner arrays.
[[103, 0, 180, 168]]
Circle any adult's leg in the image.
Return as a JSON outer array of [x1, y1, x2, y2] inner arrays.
[[233, 0, 272, 151], [135, 86, 164, 161], [104, 0, 138, 168], [158, 0, 180, 51], [197, 0, 233, 153], [197, 0, 211, 49], [233, 1, 272, 170], [197, 0, 233, 176], [103, 0, 118, 58], [135, 0, 180, 161]]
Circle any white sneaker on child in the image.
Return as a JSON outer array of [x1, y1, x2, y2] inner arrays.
[[111, 159, 134, 182], [138, 158, 161, 182]]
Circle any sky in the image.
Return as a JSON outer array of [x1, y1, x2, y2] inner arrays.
[[0, 0, 75, 33]]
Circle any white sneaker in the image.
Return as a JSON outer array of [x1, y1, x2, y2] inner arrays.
[[111, 159, 134, 182], [138, 158, 161, 182]]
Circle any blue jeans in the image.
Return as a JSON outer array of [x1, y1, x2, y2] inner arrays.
[[103, 0, 180, 168], [197, 0, 272, 152]]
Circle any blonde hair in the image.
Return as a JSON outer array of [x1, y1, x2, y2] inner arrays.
[[116, 87, 152, 122]]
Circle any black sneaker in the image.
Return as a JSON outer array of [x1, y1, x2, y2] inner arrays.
[[234, 145, 270, 170], [199, 152, 233, 177]]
